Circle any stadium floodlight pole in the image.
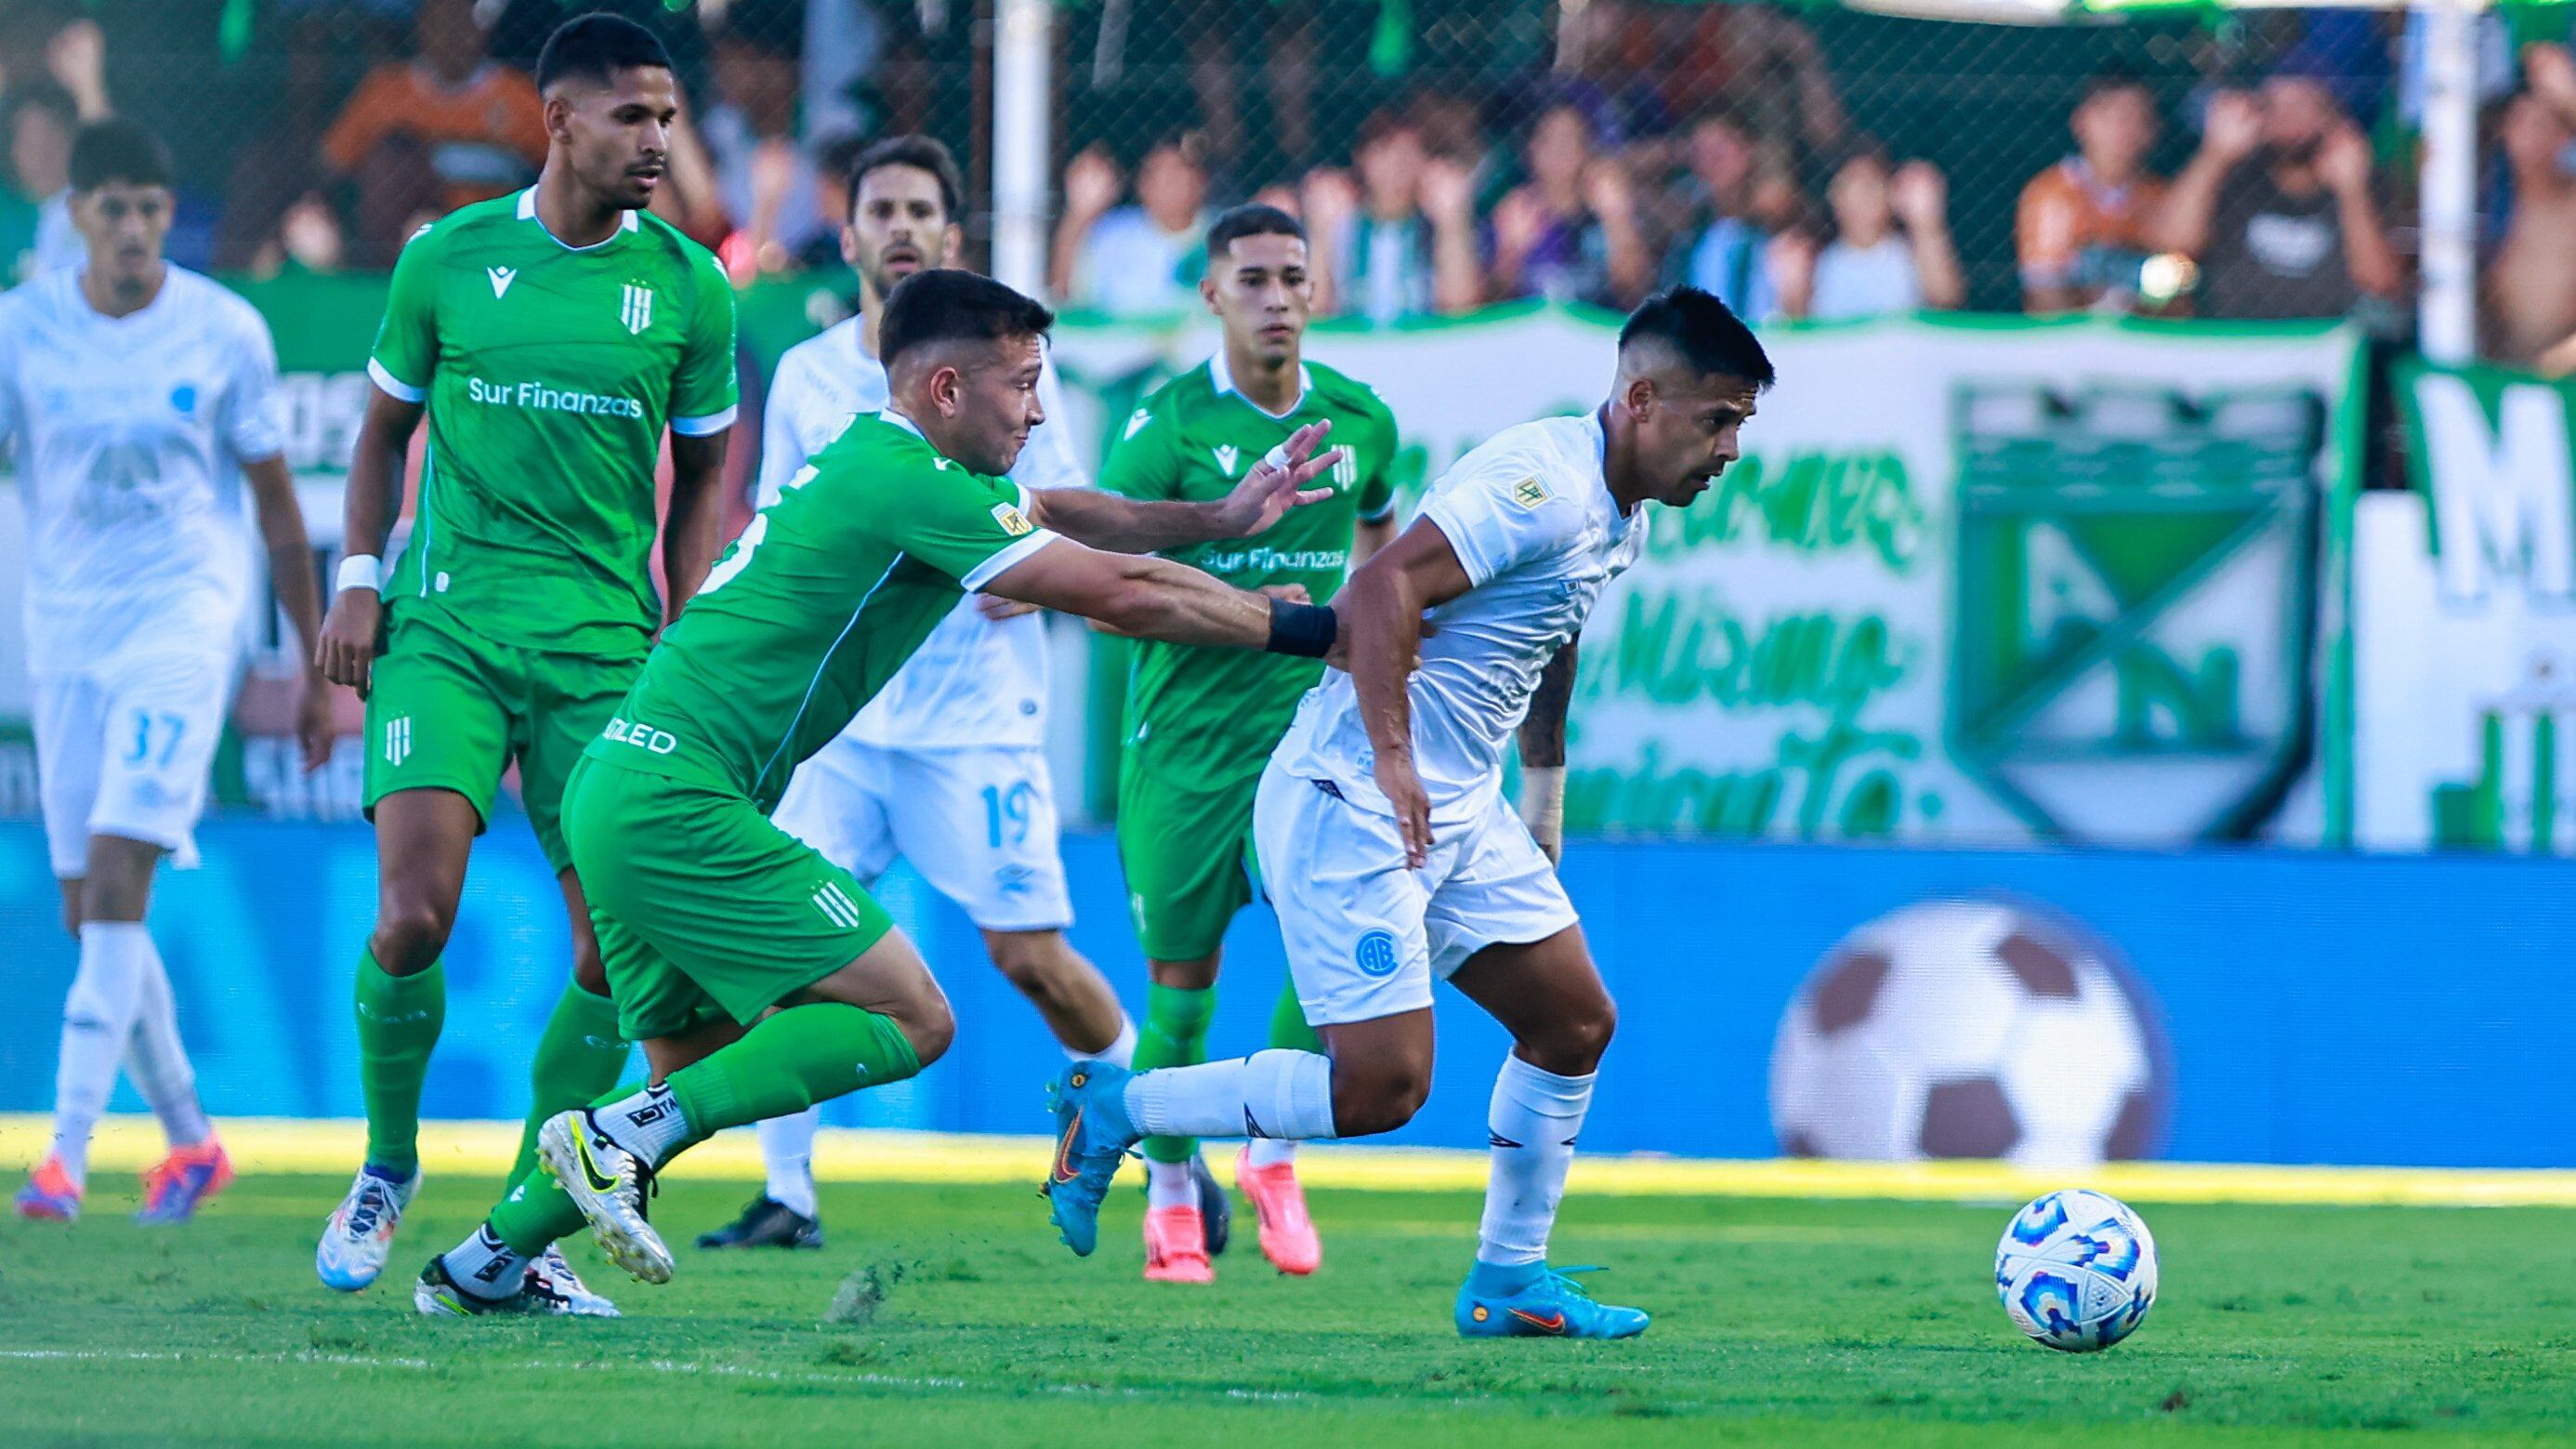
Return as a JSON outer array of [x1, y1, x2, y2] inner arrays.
[[992, 0, 1051, 295], [2415, 0, 2480, 364]]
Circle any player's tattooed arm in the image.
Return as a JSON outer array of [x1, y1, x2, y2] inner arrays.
[[1517, 642, 1578, 863], [317, 386, 424, 698], [243, 453, 335, 771], [662, 429, 731, 622], [1344, 518, 1479, 867], [1027, 419, 1344, 552]]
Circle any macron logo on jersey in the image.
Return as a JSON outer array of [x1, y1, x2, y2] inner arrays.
[[1124, 408, 1152, 440], [1213, 444, 1241, 478], [487, 267, 517, 299]]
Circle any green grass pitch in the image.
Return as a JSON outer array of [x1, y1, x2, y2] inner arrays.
[[5, 1171, 2569, 1445]]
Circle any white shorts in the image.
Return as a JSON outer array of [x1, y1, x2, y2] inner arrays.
[[769, 736, 1074, 933], [33, 650, 235, 877], [1252, 760, 1579, 1027]]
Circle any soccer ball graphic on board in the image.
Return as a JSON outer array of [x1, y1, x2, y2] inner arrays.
[[1768, 899, 2172, 1166]]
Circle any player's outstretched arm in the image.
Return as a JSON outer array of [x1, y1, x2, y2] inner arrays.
[[317, 387, 423, 698], [1027, 419, 1344, 553], [662, 429, 731, 621], [243, 454, 335, 771], [983, 539, 1336, 658], [1343, 519, 1479, 867], [1517, 642, 1579, 863]]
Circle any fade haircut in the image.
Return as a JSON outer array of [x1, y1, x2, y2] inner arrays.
[[69, 118, 172, 193], [848, 134, 966, 223], [1619, 286, 1774, 390], [880, 269, 1056, 372], [1206, 204, 1303, 264], [535, 12, 672, 94]]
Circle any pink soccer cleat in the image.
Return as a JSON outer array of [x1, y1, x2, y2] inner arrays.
[[14, 1156, 83, 1221], [135, 1139, 235, 1223], [1234, 1147, 1321, 1276], [1142, 1204, 1214, 1284]]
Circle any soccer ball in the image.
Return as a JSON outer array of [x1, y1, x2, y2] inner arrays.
[[1768, 898, 2170, 1166], [1996, 1189, 2159, 1351]]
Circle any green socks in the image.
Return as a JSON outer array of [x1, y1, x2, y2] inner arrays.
[[490, 1004, 921, 1256], [1268, 975, 1321, 1054], [666, 1003, 920, 1135], [1135, 982, 1216, 1165], [354, 949, 445, 1179], [507, 983, 634, 1188]]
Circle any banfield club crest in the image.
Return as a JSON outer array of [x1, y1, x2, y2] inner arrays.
[[1947, 384, 2324, 841], [620, 282, 653, 335]]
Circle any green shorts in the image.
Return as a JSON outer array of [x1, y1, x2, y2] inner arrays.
[[1116, 752, 1268, 963], [561, 754, 896, 1042], [361, 603, 641, 872]]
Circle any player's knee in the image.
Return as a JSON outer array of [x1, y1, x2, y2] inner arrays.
[[891, 987, 955, 1068], [371, 896, 456, 974], [1331, 1058, 1431, 1138], [1526, 995, 1618, 1076]]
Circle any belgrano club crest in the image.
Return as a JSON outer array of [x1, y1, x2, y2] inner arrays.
[[620, 282, 653, 335]]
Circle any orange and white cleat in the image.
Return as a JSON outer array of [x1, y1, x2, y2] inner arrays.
[[14, 1155, 82, 1221], [1234, 1147, 1321, 1276], [1142, 1204, 1214, 1284], [135, 1139, 234, 1223]]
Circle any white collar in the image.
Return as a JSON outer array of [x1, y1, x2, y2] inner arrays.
[[517, 187, 640, 251], [877, 408, 925, 440], [1208, 347, 1312, 422]]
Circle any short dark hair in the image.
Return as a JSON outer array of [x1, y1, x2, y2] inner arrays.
[[1619, 286, 1775, 389], [2081, 66, 2153, 106], [69, 119, 172, 193], [847, 135, 966, 224], [879, 269, 1056, 372], [535, 12, 672, 93], [1206, 204, 1303, 264], [3, 80, 77, 136]]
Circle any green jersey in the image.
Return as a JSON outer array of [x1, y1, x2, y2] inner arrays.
[[586, 411, 1054, 812], [370, 189, 739, 658], [1101, 352, 1398, 774]]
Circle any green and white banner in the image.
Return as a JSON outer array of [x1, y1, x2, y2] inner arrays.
[[1049, 310, 2361, 845], [2363, 362, 2576, 852], [0, 278, 2364, 845]]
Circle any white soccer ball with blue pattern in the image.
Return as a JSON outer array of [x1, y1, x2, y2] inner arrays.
[[1995, 1189, 2158, 1351]]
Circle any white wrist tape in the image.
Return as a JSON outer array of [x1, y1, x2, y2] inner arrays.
[[335, 554, 384, 594], [1519, 765, 1567, 838]]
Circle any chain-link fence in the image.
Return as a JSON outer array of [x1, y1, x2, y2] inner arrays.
[[5, 1, 2576, 347]]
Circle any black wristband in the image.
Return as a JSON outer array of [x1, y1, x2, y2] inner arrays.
[[1265, 599, 1338, 657]]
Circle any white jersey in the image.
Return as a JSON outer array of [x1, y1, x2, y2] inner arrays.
[[757, 314, 1086, 749], [32, 191, 80, 277], [0, 266, 283, 678], [1274, 411, 1645, 829]]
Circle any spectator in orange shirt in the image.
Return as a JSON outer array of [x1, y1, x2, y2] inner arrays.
[[321, 0, 546, 263], [2017, 72, 2168, 314]]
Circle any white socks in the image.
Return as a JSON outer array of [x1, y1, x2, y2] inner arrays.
[[123, 936, 210, 1149], [1144, 1158, 1195, 1210], [443, 1224, 531, 1300], [1475, 1054, 1595, 1267], [1242, 1138, 1297, 1169], [1127, 1049, 1338, 1142], [1080, 1014, 1138, 1069], [49, 921, 154, 1187], [594, 1083, 691, 1166], [759, 1107, 821, 1218]]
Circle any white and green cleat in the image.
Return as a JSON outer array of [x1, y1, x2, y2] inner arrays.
[[530, 1244, 621, 1317], [536, 1110, 672, 1285]]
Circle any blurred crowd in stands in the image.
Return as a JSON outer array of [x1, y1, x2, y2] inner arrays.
[[6, 0, 2576, 362]]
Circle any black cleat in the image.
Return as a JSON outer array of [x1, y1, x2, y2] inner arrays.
[[1191, 1153, 1232, 1257], [694, 1195, 824, 1250]]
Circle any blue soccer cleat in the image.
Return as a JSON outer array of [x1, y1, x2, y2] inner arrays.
[[1043, 1060, 1138, 1257], [1455, 1265, 1651, 1340]]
